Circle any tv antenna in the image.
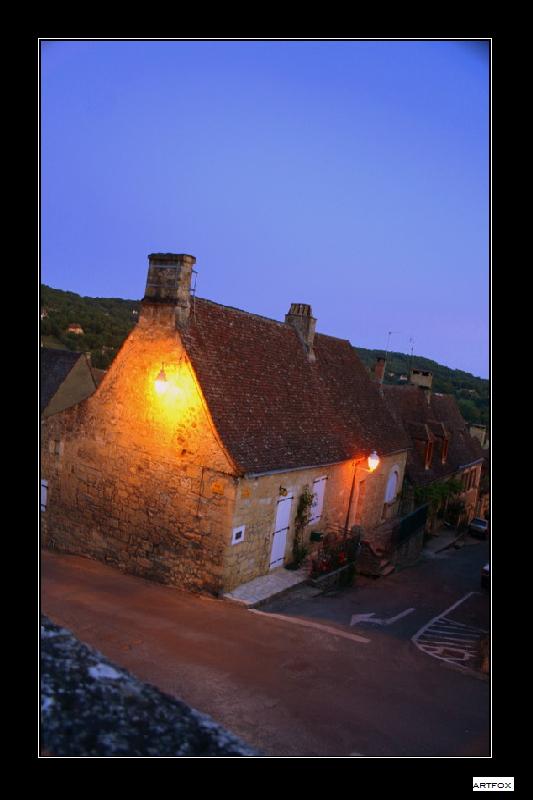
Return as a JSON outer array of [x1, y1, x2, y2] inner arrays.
[[408, 337, 415, 377], [381, 331, 400, 385]]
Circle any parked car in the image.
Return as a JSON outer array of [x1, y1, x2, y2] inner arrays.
[[481, 562, 490, 590], [469, 517, 489, 539]]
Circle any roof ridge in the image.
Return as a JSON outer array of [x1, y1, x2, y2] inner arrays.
[[194, 296, 286, 327], [194, 296, 351, 345]]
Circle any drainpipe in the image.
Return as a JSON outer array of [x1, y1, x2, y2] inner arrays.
[[344, 461, 357, 533]]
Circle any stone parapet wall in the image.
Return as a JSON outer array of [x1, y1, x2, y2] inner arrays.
[[390, 528, 425, 570], [41, 616, 258, 757]]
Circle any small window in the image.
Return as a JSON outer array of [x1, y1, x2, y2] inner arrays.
[[385, 467, 400, 504], [41, 479, 48, 512], [231, 525, 245, 545], [442, 438, 449, 463]]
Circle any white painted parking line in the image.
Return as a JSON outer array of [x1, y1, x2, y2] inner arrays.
[[249, 609, 370, 644], [412, 592, 488, 668]]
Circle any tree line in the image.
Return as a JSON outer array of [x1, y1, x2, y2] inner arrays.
[[40, 284, 489, 427]]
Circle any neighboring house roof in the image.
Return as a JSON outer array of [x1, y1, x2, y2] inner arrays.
[[40, 349, 95, 416], [91, 367, 107, 387], [383, 385, 484, 487], [180, 298, 410, 475]]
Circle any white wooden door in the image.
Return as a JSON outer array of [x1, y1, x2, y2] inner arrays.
[[309, 476, 327, 523], [270, 494, 293, 569]]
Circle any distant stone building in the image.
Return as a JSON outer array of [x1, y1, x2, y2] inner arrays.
[[41, 252, 412, 595], [66, 324, 84, 335], [383, 367, 486, 529]]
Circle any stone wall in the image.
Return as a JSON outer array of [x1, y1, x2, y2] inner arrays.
[[222, 452, 407, 591], [41, 300, 409, 596], [41, 312, 237, 595]]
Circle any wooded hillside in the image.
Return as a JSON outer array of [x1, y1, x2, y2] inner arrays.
[[355, 347, 489, 427], [40, 284, 489, 427]]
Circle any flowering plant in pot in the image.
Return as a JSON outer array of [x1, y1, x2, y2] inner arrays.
[[309, 530, 360, 579]]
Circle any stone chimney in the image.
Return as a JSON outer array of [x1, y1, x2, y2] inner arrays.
[[409, 368, 433, 390], [141, 253, 196, 328], [374, 357, 386, 384], [285, 303, 316, 363], [469, 423, 487, 448]]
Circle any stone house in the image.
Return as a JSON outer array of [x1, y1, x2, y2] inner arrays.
[[41, 253, 411, 595], [382, 368, 486, 529], [66, 323, 84, 335], [41, 348, 97, 419]]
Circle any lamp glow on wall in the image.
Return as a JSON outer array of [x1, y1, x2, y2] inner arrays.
[[367, 450, 380, 472], [155, 364, 168, 395]]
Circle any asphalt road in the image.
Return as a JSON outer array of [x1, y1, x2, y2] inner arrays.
[[41, 542, 490, 758]]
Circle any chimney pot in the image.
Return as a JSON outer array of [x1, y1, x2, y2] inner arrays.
[[374, 357, 386, 384], [409, 368, 433, 390]]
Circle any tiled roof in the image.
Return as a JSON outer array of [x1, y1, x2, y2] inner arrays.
[[383, 384, 484, 486], [426, 420, 448, 439], [406, 422, 435, 442], [181, 298, 410, 475], [40, 348, 84, 414]]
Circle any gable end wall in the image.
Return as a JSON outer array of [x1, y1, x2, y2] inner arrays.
[[41, 321, 237, 595]]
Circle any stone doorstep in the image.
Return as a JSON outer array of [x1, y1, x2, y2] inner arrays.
[[222, 566, 309, 609]]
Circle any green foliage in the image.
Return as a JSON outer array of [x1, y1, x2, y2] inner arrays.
[[445, 497, 466, 527], [40, 284, 140, 369], [414, 478, 462, 512], [291, 486, 315, 566], [355, 346, 489, 428]]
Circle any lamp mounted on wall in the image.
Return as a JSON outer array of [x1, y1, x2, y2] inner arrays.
[[155, 363, 168, 395], [356, 450, 381, 473], [367, 450, 380, 472]]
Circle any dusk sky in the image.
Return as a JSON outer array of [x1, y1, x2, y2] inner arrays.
[[41, 39, 489, 378]]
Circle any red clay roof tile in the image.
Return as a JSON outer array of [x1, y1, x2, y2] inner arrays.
[[181, 298, 410, 474]]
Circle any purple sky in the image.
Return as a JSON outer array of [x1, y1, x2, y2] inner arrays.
[[41, 39, 489, 378]]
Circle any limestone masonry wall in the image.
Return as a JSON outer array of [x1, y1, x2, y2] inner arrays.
[[41, 311, 237, 595], [41, 300, 409, 594], [223, 452, 407, 591]]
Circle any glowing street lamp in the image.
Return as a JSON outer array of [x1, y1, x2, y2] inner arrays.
[[367, 450, 380, 472], [155, 364, 168, 395]]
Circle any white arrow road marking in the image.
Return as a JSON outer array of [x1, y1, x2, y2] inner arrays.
[[350, 608, 415, 627]]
